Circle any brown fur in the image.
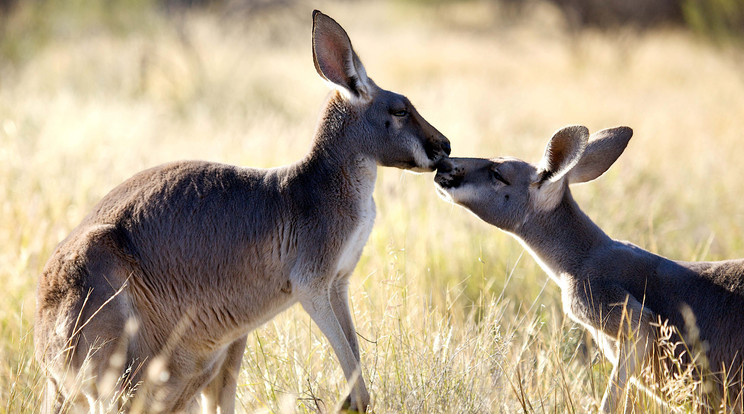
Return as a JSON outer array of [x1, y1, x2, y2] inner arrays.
[[35, 11, 450, 413], [436, 125, 744, 413]]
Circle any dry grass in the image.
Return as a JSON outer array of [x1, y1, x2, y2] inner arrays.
[[2, 0, 744, 412]]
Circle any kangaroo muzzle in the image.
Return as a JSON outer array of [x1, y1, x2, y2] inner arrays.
[[434, 165, 463, 189], [424, 138, 451, 162]]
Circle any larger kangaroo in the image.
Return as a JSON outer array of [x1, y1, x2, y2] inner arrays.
[[435, 126, 744, 413], [34, 11, 450, 413]]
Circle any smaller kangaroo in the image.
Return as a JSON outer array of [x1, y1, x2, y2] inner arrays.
[[435, 125, 744, 413], [35, 10, 450, 414]]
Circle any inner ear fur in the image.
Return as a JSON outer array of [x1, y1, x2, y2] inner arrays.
[[529, 125, 588, 211], [568, 126, 633, 184], [312, 10, 370, 98], [537, 125, 589, 184]]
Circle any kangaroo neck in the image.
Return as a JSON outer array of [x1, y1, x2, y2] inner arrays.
[[516, 190, 611, 284], [296, 94, 377, 201]]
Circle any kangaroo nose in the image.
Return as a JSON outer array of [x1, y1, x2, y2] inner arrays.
[[441, 140, 451, 156], [434, 166, 462, 188], [435, 157, 453, 173]]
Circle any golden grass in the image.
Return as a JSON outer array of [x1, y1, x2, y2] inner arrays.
[[2, 0, 744, 412]]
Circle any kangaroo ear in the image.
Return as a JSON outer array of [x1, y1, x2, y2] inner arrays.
[[531, 125, 588, 210], [568, 126, 632, 184], [536, 125, 589, 184], [312, 10, 371, 100]]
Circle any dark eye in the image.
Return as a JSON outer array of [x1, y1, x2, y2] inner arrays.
[[391, 109, 408, 117], [491, 169, 510, 185]]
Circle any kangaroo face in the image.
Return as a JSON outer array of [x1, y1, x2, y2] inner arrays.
[[359, 88, 450, 172], [435, 125, 632, 233], [312, 11, 450, 173], [435, 157, 535, 232]]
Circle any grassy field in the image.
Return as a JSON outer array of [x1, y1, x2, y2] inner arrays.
[[2, 0, 744, 412]]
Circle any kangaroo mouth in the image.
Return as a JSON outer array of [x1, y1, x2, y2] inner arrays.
[[408, 153, 448, 173], [434, 182, 454, 202], [433, 167, 462, 204], [404, 139, 451, 173]]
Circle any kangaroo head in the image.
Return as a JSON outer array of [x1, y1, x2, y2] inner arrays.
[[312, 11, 451, 171], [434, 125, 632, 231]]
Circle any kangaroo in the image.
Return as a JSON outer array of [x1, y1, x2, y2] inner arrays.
[[434, 125, 744, 413], [34, 10, 450, 413]]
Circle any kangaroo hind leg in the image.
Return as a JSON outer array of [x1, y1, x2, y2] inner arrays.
[[200, 335, 248, 414], [38, 224, 140, 411]]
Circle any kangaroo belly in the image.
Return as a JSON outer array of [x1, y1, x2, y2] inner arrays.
[[124, 246, 296, 355]]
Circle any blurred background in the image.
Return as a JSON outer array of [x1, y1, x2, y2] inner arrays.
[[1, 0, 744, 412]]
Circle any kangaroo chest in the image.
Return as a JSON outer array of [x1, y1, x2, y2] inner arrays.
[[336, 197, 376, 277]]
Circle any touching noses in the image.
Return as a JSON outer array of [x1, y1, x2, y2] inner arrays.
[[441, 140, 452, 156], [424, 132, 451, 163]]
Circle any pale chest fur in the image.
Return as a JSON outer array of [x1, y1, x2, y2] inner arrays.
[[336, 196, 376, 277], [560, 282, 620, 363]]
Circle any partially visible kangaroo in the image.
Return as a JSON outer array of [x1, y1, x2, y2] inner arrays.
[[34, 10, 450, 413], [435, 125, 744, 413]]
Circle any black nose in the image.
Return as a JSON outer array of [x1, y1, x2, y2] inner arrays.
[[442, 140, 451, 156], [425, 137, 452, 161], [434, 167, 462, 188], [435, 157, 453, 173]]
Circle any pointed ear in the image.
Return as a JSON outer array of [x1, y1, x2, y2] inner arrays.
[[568, 126, 632, 184], [536, 125, 589, 184], [531, 126, 588, 211], [312, 10, 371, 99]]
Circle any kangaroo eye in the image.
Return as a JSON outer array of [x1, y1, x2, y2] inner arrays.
[[491, 169, 510, 185], [391, 109, 408, 117]]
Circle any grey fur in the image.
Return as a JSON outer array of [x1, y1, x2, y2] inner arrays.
[[35, 10, 450, 413], [435, 126, 744, 413]]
